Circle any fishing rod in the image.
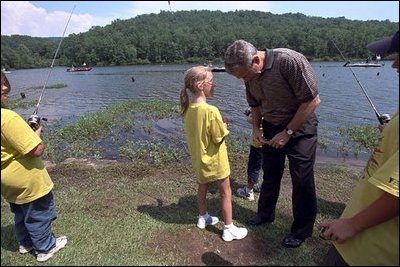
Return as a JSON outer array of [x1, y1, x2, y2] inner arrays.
[[27, 5, 75, 130], [331, 39, 390, 125]]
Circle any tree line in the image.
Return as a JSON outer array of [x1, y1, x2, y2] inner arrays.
[[1, 10, 398, 69]]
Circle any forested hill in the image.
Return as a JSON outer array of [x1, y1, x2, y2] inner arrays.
[[1, 10, 398, 69]]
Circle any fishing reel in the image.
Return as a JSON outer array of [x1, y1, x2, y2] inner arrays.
[[379, 114, 391, 125], [27, 114, 47, 131]]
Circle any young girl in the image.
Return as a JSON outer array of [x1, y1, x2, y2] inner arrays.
[[180, 66, 247, 242]]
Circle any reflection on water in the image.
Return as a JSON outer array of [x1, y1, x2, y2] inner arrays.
[[7, 62, 399, 160]]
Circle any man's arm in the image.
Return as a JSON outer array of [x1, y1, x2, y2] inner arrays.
[[267, 95, 320, 149], [286, 94, 320, 131]]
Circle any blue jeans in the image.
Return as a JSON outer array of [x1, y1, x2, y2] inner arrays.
[[10, 191, 57, 253], [247, 145, 263, 185]]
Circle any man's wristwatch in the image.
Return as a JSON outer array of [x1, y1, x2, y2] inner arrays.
[[286, 128, 294, 136]]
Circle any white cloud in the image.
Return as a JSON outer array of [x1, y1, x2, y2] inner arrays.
[[1, 1, 111, 37], [1, 1, 271, 37]]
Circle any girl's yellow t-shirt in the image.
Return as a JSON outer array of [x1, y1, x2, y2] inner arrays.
[[184, 103, 230, 184]]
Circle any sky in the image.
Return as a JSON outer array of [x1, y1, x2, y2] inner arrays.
[[1, 1, 399, 37]]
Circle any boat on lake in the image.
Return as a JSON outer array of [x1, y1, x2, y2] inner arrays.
[[67, 63, 92, 72], [343, 61, 384, 67], [211, 67, 226, 72], [203, 61, 226, 72], [343, 55, 384, 67], [2, 68, 11, 74]]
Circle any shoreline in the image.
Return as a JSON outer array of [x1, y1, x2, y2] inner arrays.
[[316, 154, 366, 169], [45, 153, 368, 172]]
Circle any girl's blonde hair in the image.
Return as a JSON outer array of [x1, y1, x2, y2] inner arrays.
[[179, 66, 211, 116]]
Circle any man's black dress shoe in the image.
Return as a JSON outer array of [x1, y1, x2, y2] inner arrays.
[[281, 235, 304, 248], [247, 216, 271, 226]]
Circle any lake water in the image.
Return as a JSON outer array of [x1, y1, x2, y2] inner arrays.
[[6, 62, 399, 161]]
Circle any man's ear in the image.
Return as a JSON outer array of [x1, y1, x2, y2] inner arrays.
[[252, 54, 260, 65]]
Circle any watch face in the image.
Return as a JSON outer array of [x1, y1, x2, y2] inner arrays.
[[287, 129, 294, 135]]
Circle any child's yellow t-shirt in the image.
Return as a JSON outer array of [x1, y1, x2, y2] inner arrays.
[[335, 110, 399, 266], [184, 103, 230, 184], [1, 108, 53, 204]]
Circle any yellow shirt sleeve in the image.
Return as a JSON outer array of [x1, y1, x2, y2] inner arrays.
[[369, 151, 399, 197], [209, 108, 229, 144]]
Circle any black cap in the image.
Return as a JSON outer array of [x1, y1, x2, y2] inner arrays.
[[367, 31, 399, 54]]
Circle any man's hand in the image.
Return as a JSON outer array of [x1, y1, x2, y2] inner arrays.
[[266, 130, 291, 149]]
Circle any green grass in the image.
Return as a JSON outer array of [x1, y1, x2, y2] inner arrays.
[[1, 100, 366, 265], [338, 124, 380, 158], [3, 98, 37, 110], [1, 158, 362, 265], [4, 83, 68, 110], [43, 100, 181, 163]]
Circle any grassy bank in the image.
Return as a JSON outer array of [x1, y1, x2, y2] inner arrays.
[[1, 100, 367, 265], [1, 157, 362, 266]]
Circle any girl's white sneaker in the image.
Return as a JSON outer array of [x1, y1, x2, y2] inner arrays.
[[222, 225, 248, 242]]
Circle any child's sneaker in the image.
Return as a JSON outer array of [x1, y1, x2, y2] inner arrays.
[[36, 236, 67, 262], [253, 183, 261, 193], [236, 186, 255, 201], [222, 225, 248, 242], [197, 214, 219, 229], [19, 244, 33, 254]]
